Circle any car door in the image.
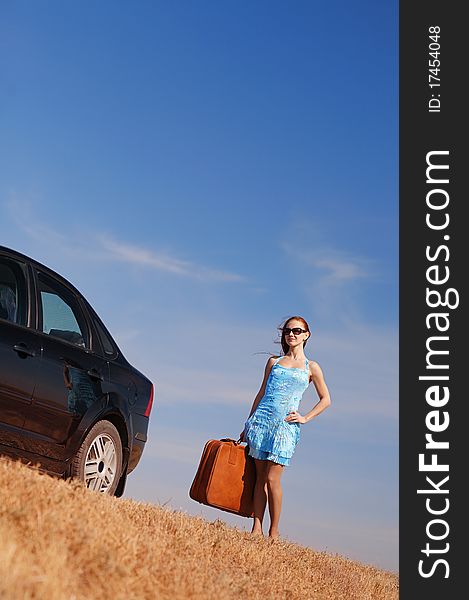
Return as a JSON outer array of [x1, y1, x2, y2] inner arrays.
[[23, 269, 109, 461], [0, 255, 42, 447]]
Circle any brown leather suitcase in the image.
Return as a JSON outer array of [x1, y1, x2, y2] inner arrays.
[[189, 438, 256, 517]]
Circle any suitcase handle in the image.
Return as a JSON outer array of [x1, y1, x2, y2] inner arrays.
[[219, 437, 247, 446]]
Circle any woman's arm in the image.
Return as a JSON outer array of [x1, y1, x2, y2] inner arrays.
[[239, 357, 276, 440], [285, 361, 331, 424], [247, 356, 276, 418]]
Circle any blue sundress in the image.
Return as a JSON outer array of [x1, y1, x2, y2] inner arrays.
[[244, 356, 310, 466]]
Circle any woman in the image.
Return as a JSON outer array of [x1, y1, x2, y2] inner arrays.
[[240, 316, 331, 538]]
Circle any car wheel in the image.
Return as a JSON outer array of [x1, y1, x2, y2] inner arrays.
[[71, 420, 123, 495]]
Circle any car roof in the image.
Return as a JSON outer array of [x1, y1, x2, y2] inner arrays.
[[0, 246, 152, 380], [0, 245, 83, 296], [0, 245, 125, 357]]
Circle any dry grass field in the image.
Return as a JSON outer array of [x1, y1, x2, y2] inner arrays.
[[0, 457, 398, 599]]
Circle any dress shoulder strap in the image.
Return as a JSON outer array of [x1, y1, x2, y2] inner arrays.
[[304, 357, 309, 371], [273, 355, 283, 365]]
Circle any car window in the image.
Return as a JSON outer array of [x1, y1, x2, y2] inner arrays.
[[93, 317, 116, 356], [37, 271, 89, 348], [0, 257, 27, 326]]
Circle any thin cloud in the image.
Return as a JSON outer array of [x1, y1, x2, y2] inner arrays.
[[5, 197, 68, 247], [280, 238, 384, 325], [282, 242, 373, 285], [313, 256, 369, 283], [120, 319, 397, 422], [98, 235, 245, 282], [143, 437, 198, 466], [4, 197, 245, 283], [146, 357, 397, 420], [148, 366, 254, 407]]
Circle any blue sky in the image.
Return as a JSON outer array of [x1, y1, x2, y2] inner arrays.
[[1, 1, 398, 571]]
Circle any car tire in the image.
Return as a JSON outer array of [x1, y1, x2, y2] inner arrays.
[[71, 420, 123, 495]]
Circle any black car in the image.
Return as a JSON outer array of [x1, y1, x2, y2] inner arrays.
[[0, 246, 154, 496]]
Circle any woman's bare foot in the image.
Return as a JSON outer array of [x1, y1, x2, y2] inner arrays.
[[251, 527, 263, 536], [268, 529, 280, 539]]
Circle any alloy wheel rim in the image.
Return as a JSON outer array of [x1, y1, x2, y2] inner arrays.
[[84, 433, 117, 493]]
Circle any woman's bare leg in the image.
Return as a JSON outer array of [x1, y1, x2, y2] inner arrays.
[[265, 462, 285, 538], [251, 459, 268, 534]]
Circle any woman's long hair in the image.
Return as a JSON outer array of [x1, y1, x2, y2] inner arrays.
[[279, 315, 311, 356]]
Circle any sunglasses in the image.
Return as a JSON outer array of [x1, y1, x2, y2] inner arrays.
[[283, 327, 307, 336]]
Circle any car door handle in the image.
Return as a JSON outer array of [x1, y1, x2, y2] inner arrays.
[[87, 369, 104, 382], [13, 343, 36, 358]]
